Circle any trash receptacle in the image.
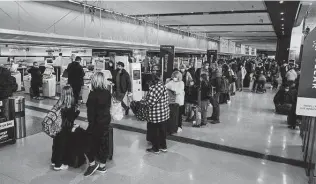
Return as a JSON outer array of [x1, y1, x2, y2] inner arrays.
[[9, 96, 26, 139], [0, 98, 16, 145]]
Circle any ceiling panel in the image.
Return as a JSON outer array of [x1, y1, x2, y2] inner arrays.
[[86, 1, 266, 15], [146, 13, 271, 25], [187, 25, 274, 32]]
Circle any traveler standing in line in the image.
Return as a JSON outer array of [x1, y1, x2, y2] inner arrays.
[[51, 86, 78, 171], [66, 56, 85, 104], [112, 62, 132, 116], [165, 71, 185, 133], [142, 74, 170, 154], [179, 64, 195, 121], [200, 73, 211, 126], [222, 63, 232, 104], [28, 62, 44, 100], [84, 72, 112, 176], [236, 63, 246, 91], [285, 64, 297, 87], [207, 63, 221, 124]]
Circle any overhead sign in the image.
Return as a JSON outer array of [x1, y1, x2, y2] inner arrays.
[[296, 28, 316, 116], [207, 50, 217, 64], [160, 45, 175, 81]]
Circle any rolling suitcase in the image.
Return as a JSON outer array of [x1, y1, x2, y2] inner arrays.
[[66, 127, 86, 168]]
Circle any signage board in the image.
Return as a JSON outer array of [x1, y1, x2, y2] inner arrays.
[[0, 120, 14, 144], [160, 45, 175, 81], [207, 50, 217, 64], [297, 28, 316, 116]]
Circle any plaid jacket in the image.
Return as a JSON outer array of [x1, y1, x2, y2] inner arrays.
[[144, 82, 170, 123]]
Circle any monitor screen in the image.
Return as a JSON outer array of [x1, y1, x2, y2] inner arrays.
[[133, 70, 141, 80]]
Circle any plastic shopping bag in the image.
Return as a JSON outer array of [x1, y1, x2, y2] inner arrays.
[[111, 98, 124, 121]]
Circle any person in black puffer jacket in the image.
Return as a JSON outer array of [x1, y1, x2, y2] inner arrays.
[[0, 67, 17, 100]]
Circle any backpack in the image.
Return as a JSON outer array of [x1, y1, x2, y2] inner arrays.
[[220, 77, 229, 93]]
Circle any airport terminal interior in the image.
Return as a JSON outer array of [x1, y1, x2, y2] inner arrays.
[[0, 1, 316, 184]]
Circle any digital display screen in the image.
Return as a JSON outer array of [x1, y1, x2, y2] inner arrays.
[[133, 70, 140, 80]]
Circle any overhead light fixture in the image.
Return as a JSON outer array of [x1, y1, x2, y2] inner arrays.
[[280, 1, 284, 4], [281, 18, 284, 20], [280, 12, 284, 15]]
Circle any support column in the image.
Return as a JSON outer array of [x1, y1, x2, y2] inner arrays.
[[276, 35, 291, 65]]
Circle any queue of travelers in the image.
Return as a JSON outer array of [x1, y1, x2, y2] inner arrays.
[[0, 55, 302, 177]]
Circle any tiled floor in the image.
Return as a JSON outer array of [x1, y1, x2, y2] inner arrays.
[[2, 89, 307, 184]]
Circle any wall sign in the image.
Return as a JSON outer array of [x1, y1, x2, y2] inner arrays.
[[297, 28, 316, 116]]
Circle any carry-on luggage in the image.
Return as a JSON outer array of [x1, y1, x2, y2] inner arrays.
[[66, 126, 86, 168], [130, 101, 148, 121], [166, 103, 179, 135]]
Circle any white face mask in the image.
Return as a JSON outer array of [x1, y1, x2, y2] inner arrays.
[[173, 78, 178, 82], [180, 69, 185, 73]]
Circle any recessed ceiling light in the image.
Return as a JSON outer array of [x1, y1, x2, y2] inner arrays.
[[280, 12, 284, 15], [280, 1, 284, 4]]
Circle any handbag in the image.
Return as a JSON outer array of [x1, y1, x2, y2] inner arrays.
[[42, 104, 62, 138]]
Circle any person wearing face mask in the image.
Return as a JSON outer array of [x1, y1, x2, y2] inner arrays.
[[273, 84, 293, 115], [179, 64, 195, 120], [112, 62, 132, 116], [165, 71, 185, 133], [28, 62, 44, 100]]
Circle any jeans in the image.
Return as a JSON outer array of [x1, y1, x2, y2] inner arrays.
[[200, 100, 209, 123], [149, 120, 167, 151], [178, 105, 184, 128], [86, 127, 109, 164], [209, 93, 220, 120]]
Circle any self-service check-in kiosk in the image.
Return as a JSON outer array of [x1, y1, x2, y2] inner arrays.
[[42, 66, 56, 97], [129, 63, 142, 101]]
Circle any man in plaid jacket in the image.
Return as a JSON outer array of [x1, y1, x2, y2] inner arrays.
[[142, 75, 170, 154]]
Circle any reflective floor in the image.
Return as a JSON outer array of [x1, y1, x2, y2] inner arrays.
[[1, 89, 306, 184]]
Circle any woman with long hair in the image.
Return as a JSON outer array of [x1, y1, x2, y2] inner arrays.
[[84, 72, 112, 177], [51, 85, 77, 171]]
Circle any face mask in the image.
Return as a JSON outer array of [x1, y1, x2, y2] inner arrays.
[[285, 89, 289, 92], [180, 69, 185, 73], [173, 78, 178, 82]]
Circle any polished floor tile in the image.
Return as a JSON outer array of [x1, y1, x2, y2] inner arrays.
[[0, 129, 308, 184]]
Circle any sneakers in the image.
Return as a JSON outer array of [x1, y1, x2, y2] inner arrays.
[[54, 164, 68, 171], [177, 127, 182, 133], [96, 166, 107, 174], [159, 148, 168, 153], [146, 148, 160, 154], [84, 163, 99, 177], [211, 120, 220, 124]]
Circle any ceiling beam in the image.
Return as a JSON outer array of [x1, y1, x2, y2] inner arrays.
[[167, 23, 272, 27], [131, 10, 267, 17], [203, 31, 275, 33]]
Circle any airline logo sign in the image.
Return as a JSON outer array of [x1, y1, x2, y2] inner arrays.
[[297, 28, 316, 116]]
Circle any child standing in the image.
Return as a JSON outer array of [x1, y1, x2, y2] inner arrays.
[[51, 85, 78, 171]]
